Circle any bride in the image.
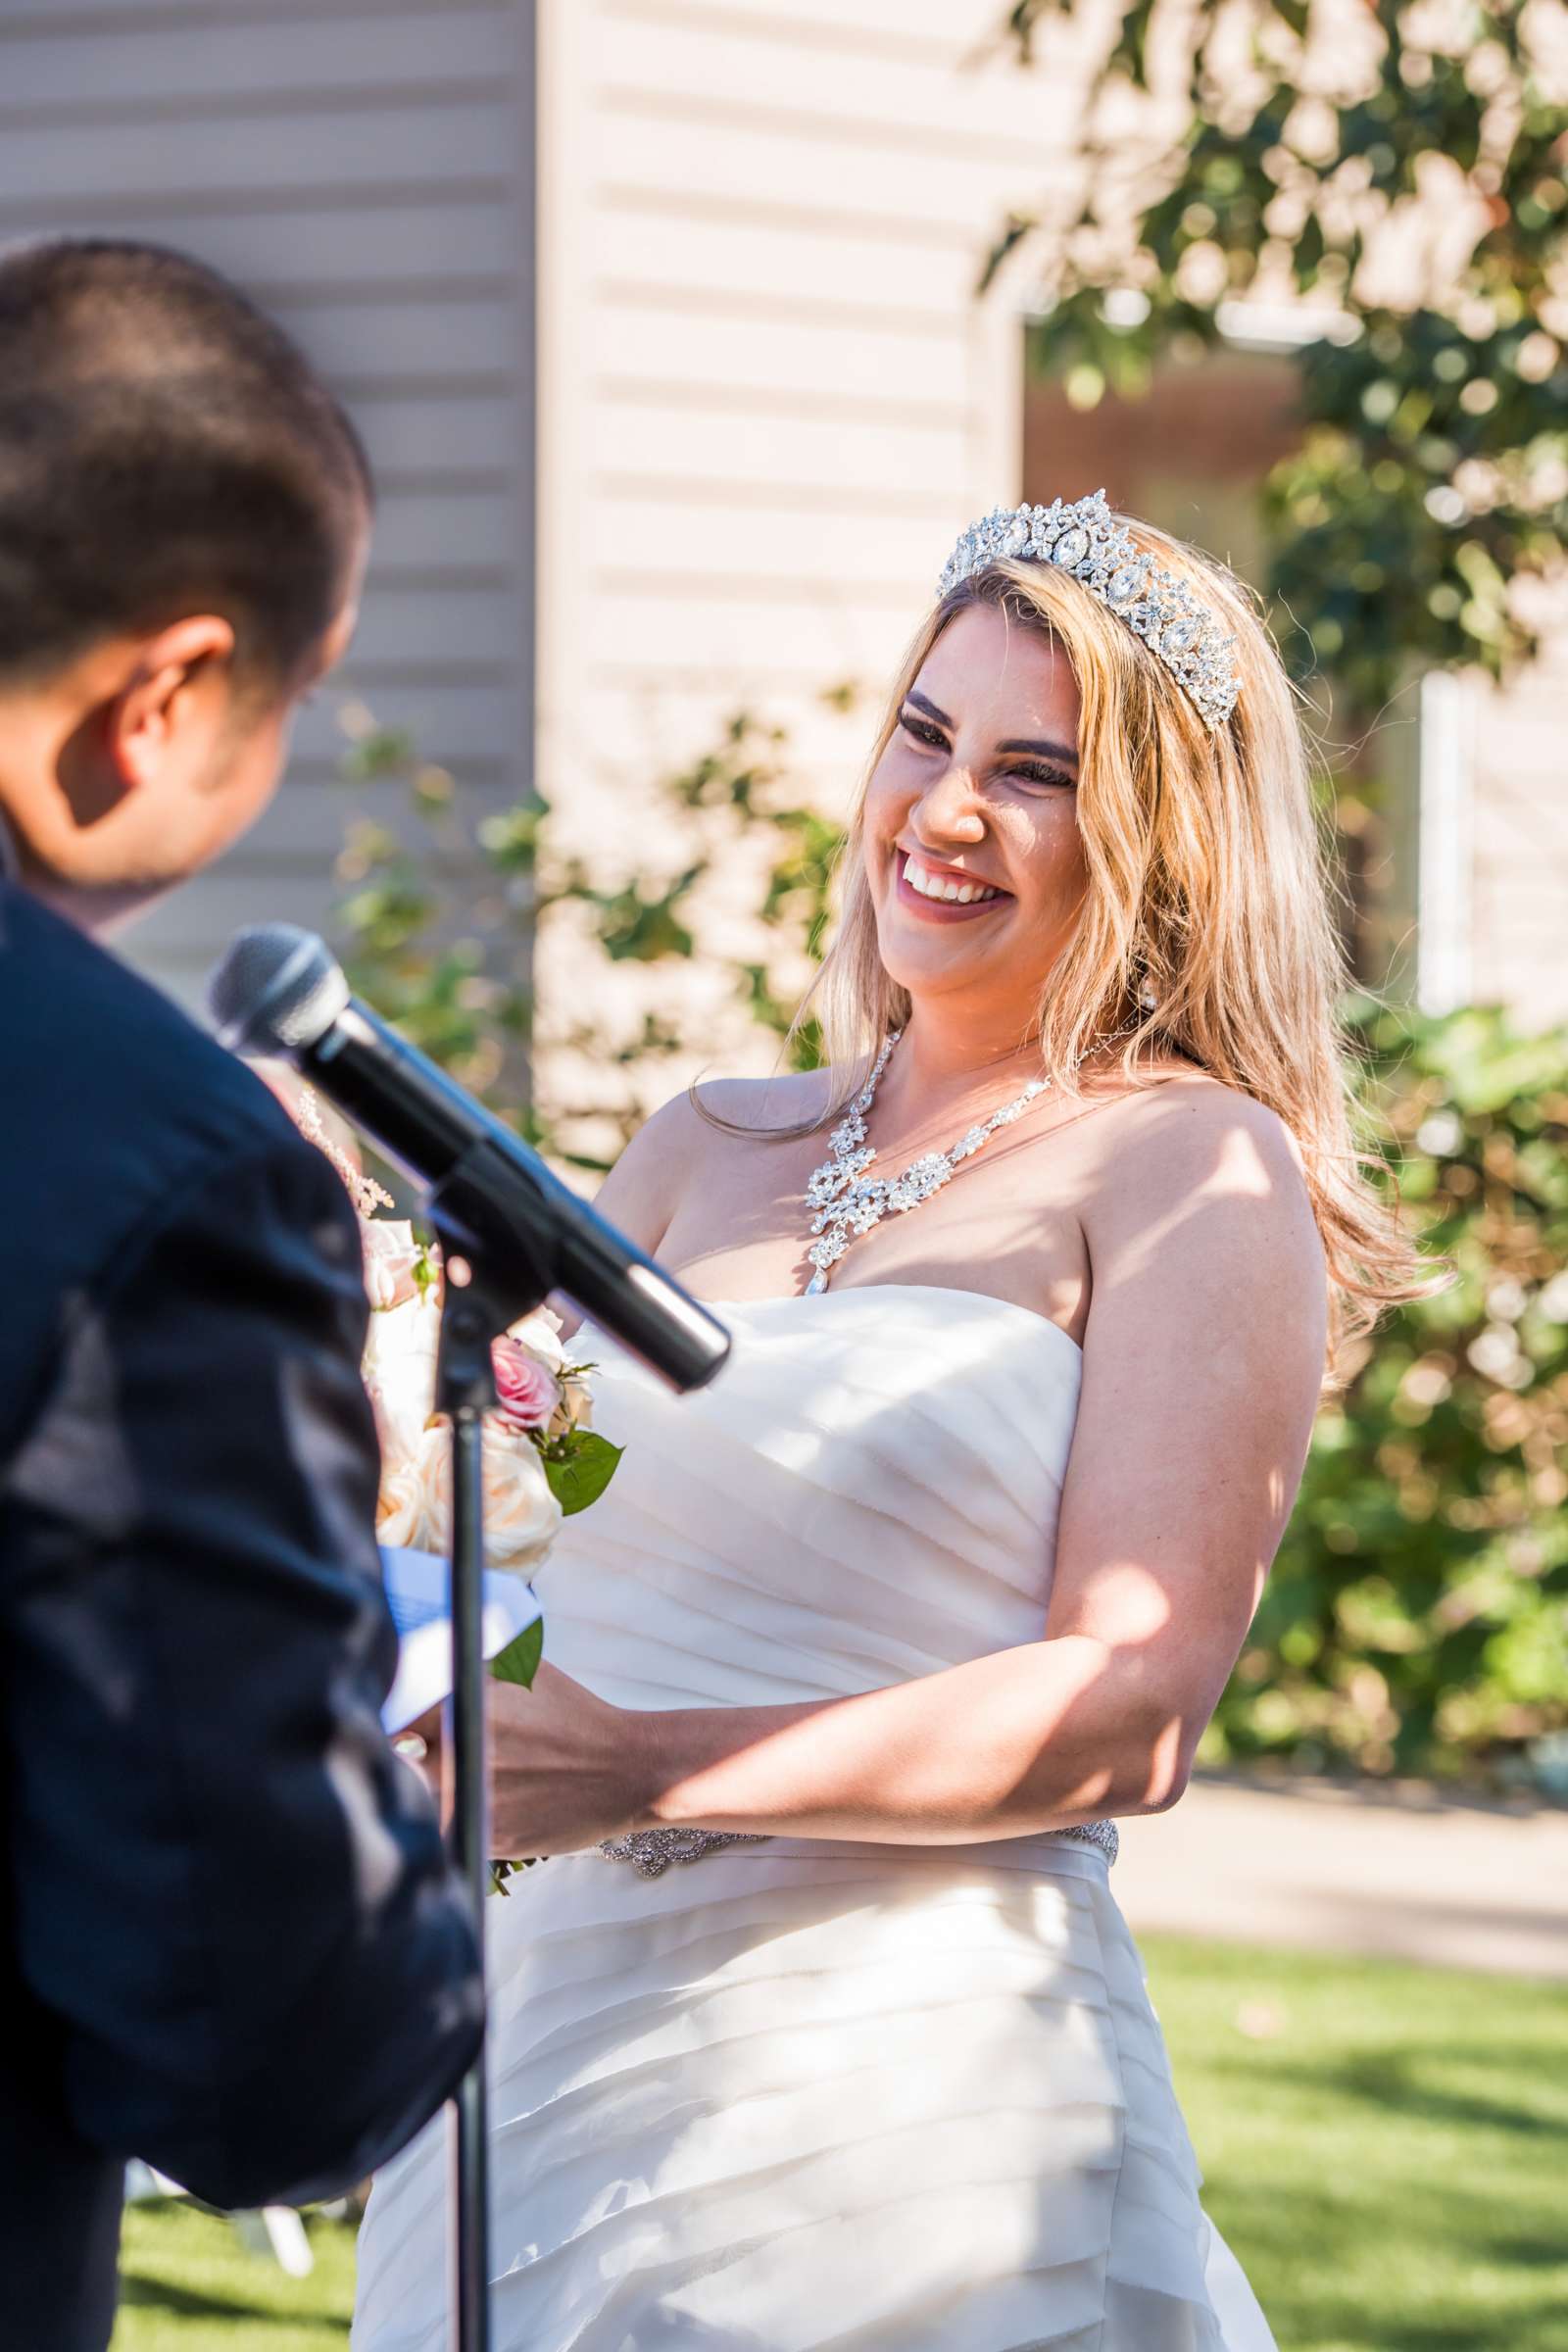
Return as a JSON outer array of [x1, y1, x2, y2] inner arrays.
[[353, 493, 1424, 2349]]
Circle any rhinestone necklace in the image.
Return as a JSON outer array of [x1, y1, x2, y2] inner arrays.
[[804, 1028, 1057, 1293]]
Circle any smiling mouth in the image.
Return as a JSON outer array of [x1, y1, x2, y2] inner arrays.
[[895, 849, 1011, 909]]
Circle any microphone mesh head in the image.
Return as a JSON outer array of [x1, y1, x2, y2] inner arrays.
[[207, 924, 351, 1056]]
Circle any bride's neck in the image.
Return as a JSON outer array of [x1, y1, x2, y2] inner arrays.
[[871, 1014, 1045, 1128]]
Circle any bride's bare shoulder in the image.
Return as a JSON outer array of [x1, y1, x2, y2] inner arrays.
[[548, 1065, 838, 1342], [685, 1063, 841, 1140]]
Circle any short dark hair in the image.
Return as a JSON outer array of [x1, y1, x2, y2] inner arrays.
[[0, 237, 372, 694]]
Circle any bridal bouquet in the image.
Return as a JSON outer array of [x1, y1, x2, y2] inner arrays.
[[297, 1088, 622, 1693]]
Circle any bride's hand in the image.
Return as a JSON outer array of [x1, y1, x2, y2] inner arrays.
[[407, 1664, 656, 1859]]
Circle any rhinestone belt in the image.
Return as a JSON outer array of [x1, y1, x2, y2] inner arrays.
[[598, 1818, 1118, 1880], [597, 1829, 771, 1878]]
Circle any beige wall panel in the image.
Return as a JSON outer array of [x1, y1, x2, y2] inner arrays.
[[595, 179, 982, 256], [596, 10, 1054, 151], [0, 101, 514, 217], [0, 10, 513, 108], [587, 582, 913, 670], [555, 682, 878, 789], [216, 784, 457, 867], [1459, 626, 1568, 1022], [586, 103, 1050, 231], [627, 0, 982, 53], [593, 207, 980, 313], [0, 0, 502, 20], [591, 399, 969, 498], [353, 488, 517, 570], [352, 395, 520, 479], [4, 201, 516, 292], [268, 297, 517, 383], [587, 494, 949, 589], [587, 298, 967, 406], [347, 587, 525, 670], [291, 683, 518, 769]]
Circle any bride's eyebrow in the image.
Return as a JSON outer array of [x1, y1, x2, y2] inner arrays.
[[904, 688, 953, 726], [904, 688, 1078, 769], [997, 734, 1078, 767]]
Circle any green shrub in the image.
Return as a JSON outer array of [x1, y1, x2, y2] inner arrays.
[[1206, 1000, 1568, 1785]]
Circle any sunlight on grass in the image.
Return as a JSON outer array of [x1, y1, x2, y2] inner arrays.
[[1141, 1935, 1568, 2352], [111, 1938, 1568, 2351], [111, 2199, 356, 2350]]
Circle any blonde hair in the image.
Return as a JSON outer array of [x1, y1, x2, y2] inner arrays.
[[692, 511, 1437, 1386]]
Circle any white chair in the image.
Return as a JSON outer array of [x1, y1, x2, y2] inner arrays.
[[122, 2160, 316, 2276]]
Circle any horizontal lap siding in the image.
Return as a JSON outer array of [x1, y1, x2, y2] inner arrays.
[[533, 0, 1066, 1132], [0, 0, 533, 1007], [544, 0, 1068, 775]]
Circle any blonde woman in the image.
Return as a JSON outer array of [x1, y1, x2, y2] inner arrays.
[[354, 494, 1425, 2350]]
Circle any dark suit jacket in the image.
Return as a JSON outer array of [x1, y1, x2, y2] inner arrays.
[[0, 874, 484, 2350]]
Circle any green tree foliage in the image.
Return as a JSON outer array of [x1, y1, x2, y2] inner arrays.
[[1207, 1001, 1568, 1783], [993, 0, 1568, 710], [331, 702, 844, 1175]]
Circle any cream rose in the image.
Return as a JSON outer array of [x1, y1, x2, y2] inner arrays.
[[362, 1217, 426, 1311], [375, 1419, 563, 1571], [505, 1302, 567, 1372], [363, 1291, 441, 1466]]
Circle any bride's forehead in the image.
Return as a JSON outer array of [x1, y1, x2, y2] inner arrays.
[[916, 608, 1078, 727]]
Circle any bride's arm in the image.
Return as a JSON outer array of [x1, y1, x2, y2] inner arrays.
[[542, 1089, 692, 1345], [488, 1084, 1328, 1852]]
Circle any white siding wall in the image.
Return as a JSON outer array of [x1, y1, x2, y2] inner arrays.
[[0, 0, 536, 1007], [1470, 622, 1568, 1027], [533, 0, 1073, 1135]]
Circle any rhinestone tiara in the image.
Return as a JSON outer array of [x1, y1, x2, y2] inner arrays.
[[937, 490, 1242, 731]]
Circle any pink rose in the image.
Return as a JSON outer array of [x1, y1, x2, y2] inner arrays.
[[492, 1335, 564, 1432]]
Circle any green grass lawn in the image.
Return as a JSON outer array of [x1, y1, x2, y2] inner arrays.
[[114, 2201, 357, 2350], [1147, 1936, 1568, 2352], [112, 1936, 1568, 2351]]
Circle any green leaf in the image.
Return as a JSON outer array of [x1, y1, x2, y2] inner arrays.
[[542, 1430, 624, 1516], [489, 1617, 544, 1690]]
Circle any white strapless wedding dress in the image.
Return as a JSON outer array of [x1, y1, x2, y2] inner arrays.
[[353, 1284, 1275, 2351]]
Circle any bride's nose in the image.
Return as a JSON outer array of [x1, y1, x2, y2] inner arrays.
[[911, 760, 987, 847]]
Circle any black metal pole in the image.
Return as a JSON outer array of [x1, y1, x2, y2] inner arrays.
[[417, 1133, 725, 2352], [449, 1400, 491, 2352]]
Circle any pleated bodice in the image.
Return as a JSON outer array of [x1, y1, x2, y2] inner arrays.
[[533, 1282, 1084, 1716]]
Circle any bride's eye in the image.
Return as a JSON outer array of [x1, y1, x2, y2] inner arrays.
[[899, 710, 947, 750], [1004, 760, 1076, 791]]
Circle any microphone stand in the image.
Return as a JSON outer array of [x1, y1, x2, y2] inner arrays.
[[427, 1144, 565, 2352]]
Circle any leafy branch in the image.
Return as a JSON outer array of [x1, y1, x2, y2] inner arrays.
[[993, 0, 1568, 710]]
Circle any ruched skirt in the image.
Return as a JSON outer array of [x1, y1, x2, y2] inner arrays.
[[352, 1834, 1276, 2351]]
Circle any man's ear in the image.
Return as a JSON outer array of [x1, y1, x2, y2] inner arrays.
[[106, 614, 237, 791]]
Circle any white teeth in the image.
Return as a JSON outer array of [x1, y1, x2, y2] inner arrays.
[[903, 854, 1000, 906]]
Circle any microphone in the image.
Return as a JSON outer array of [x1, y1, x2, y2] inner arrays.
[[207, 925, 730, 1393]]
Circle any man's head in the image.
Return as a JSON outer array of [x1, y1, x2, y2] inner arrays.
[[0, 237, 371, 926]]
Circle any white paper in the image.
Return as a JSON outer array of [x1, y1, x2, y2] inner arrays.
[[379, 1545, 543, 1735]]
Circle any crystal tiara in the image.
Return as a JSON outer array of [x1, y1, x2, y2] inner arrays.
[[937, 490, 1242, 731]]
